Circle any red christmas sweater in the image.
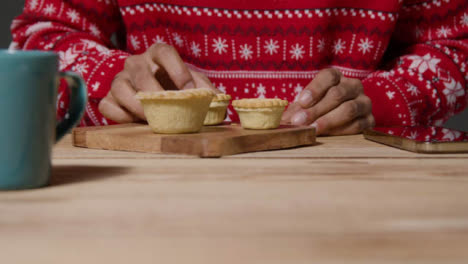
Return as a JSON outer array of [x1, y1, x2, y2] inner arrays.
[[11, 0, 468, 127]]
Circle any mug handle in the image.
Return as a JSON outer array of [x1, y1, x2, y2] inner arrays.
[[56, 72, 87, 142]]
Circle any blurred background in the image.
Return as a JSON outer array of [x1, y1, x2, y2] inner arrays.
[[2, 1, 466, 130]]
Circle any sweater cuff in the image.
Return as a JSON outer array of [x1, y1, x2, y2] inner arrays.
[[362, 74, 413, 127], [86, 50, 129, 99]]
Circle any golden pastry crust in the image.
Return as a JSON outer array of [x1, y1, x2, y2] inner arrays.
[[233, 98, 288, 130], [235, 108, 285, 129], [204, 94, 231, 125], [212, 93, 232, 102], [204, 107, 228, 125], [136, 88, 215, 134], [232, 98, 288, 108], [135, 88, 215, 101]]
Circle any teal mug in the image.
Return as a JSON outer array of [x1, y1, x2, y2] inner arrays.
[[0, 50, 87, 190]]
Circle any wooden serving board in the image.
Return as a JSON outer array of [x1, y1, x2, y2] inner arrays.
[[72, 123, 316, 158]]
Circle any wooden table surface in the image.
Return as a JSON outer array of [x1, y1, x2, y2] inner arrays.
[[1, 134, 468, 263]]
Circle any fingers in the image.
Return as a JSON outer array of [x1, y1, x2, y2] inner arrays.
[[298, 68, 342, 108], [190, 69, 218, 92], [147, 43, 195, 90], [281, 102, 302, 124], [110, 73, 146, 120], [99, 44, 213, 124], [321, 114, 375, 136], [313, 95, 372, 134], [98, 93, 137, 124], [124, 55, 164, 92], [292, 77, 363, 126], [124, 43, 196, 92]]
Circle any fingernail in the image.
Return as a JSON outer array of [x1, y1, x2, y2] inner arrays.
[[299, 90, 313, 106], [292, 112, 308, 125], [183, 81, 195, 90], [310, 122, 319, 134]]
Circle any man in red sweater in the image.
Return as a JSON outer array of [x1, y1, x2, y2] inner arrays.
[[11, 0, 468, 135]]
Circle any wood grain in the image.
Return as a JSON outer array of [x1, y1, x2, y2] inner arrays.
[[58, 134, 468, 160], [1, 135, 468, 264], [73, 123, 316, 157]]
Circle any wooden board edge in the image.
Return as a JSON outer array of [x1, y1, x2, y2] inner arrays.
[[72, 124, 316, 158], [72, 123, 146, 148], [209, 127, 316, 158], [160, 136, 224, 158], [72, 128, 87, 147], [219, 127, 316, 157], [160, 127, 316, 158], [364, 130, 468, 154]]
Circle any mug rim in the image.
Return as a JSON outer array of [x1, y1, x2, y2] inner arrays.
[[0, 49, 57, 59]]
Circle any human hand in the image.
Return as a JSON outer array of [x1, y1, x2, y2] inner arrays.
[[99, 43, 216, 123], [282, 68, 374, 136]]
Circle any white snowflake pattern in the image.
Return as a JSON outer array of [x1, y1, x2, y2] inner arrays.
[[239, 44, 253, 60], [91, 82, 101, 92], [408, 53, 441, 74], [460, 13, 468, 27], [379, 71, 395, 79], [386, 91, 396, 100], [264, 39, 279, 55], [217, 83, 226, 94], [82, 40, 111, 55], [44, 42, 54, 50], [436, 26, 452, 38], [406, 84, 420, 96], [442, 128, 461, 141], [357, 38, 374, 54], [29, 0, 39, 10], [190, 41, 201, 57], [212, 37, 228, 54], [66, 9, 80, 23], [226, 108, 233, 122], [317, 39, 326, 52], [152, 35, 166, 44], [89, 24, 100, 37], [58, 48, 79, 70], [332, 39, 346, 54], [408, 131, 419, 140], [172, 33, 184, 47], [73, 62, 89, 76], [290, 43, 305, 60], [256, 83, 266, 98], [43, 4, 56, 16], [293, 84, 304, 101], [443, 78, 464, 105], [130, 35, 141, 50]]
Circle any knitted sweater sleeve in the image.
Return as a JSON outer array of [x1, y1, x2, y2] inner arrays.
[[11, 0, 130, 126], [362, 0, 468, 127]]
